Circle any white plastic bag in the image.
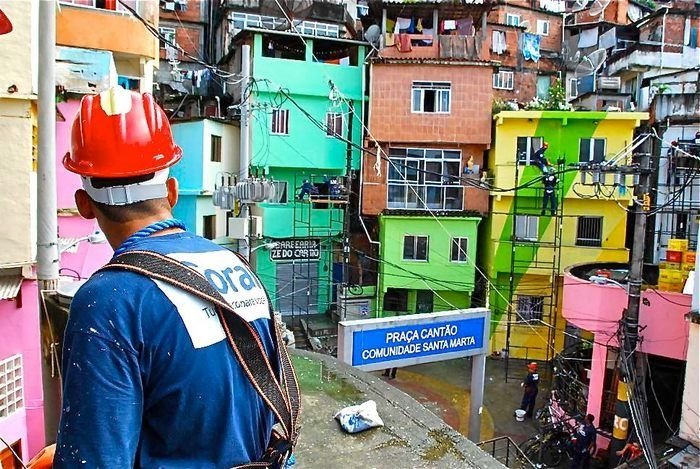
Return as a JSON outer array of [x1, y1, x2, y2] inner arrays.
[[334, 400, 384, 434]]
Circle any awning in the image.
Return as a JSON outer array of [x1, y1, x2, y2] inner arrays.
[[0, 275, 23, 300]]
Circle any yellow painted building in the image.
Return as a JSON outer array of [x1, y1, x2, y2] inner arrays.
[[482, 111, 648, 361], [0, 0, 37, 268]]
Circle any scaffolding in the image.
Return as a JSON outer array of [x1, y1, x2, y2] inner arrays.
[[274, 173, 349, 328], [500, 161, 566, 382], [652, 132, 700, 263]]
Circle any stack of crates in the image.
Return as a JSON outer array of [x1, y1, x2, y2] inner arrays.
[[658, 239, 694, 292]]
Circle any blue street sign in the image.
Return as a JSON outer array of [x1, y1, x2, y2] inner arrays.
[[338, 309, 490, 372]]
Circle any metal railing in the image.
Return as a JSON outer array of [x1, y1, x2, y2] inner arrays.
[[478, 436, 537, 468]]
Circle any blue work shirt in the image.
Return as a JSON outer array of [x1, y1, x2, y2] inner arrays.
[[55, 232, 277, 468]]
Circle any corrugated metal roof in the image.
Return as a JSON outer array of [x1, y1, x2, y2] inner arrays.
[[0, 275, 23, 301]]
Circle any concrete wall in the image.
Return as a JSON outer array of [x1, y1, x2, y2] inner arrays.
[[562, 272, 692, 360], [679, 321, 700, 447], [368, 63, 493, 145], [0, 98, 36, 267], [0, 0, 37, 96], [0, 280, 45, 462]]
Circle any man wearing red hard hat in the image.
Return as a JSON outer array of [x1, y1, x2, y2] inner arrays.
[[45, 86, 298, 468], [519, 362, 540, 419]]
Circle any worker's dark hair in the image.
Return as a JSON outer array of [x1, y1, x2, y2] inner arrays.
[[88, 174, 171, 223], [586, 414, 595, 424]]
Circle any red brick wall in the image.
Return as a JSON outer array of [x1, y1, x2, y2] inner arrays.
[[361, 143, 489, 216], [160, 0, 205, 23], [493, 69, 537, 103], [574, 0, 630, 25], [159, 25, 203, 62], [368, 63, 493, 145], [487, 5, 563, 51]]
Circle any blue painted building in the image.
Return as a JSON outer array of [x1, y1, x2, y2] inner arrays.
[[170, 118, 240, 239]]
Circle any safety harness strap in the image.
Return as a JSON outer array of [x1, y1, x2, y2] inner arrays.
[[101, 250, 300, 468]]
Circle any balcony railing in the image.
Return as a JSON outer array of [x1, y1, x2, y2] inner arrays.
[[59, 0, 138, 14]]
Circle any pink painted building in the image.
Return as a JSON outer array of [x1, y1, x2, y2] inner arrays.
[[561, 262, 691, 447], [56, 99, 113, 280], [0, 280, 45, 462]]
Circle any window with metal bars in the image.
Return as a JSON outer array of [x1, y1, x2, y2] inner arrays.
[[576, 216, 603, 247], [516, 295, 544, 321], [210, 135, 222, 162], [271, 109, 289, 135]]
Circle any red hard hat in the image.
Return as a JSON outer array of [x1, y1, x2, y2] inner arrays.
[[63, 86, 182, 178], [0, 8, 12, 35]]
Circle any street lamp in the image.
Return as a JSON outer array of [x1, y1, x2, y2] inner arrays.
[[588, 275, 628, 291], [58, 231, 107, 254], [250, 242, 279, 254]]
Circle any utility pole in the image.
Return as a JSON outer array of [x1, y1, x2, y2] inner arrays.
[[239, 43, 250, 260], [609, 138, 654, 467], [341, 100, 354, 321], [37, 0, 58, 290]]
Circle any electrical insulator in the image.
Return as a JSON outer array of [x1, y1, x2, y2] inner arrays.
[[581, 172, 588, 185]]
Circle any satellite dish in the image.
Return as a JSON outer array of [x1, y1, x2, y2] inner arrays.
[[588, 0, 611, 17], [0, 8, 12, 35], [572, 50, 581, 62], [574, 48, 606, 77], [520, 19, 531, 31], [570, 0, 589, 12]]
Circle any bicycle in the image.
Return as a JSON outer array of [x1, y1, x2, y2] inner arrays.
[[520, 413, 581, 467]]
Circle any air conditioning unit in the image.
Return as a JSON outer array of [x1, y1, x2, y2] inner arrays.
[[597, 76, 621, 90], [162, 2, 175, 11], [228, 218, 249, 240]]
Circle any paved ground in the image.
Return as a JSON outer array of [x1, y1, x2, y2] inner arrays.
[[372, 357, 544, 444], [291, 349, 506, 468]]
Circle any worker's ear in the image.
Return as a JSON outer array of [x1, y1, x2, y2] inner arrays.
[[75, 189, 96, 220], [166, 177, 179, 208]]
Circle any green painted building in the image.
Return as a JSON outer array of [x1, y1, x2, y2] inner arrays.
[[377, 213, 482, 317], [234, 30, 366, 318]]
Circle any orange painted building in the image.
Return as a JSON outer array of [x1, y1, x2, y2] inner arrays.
[[56, 0, 159, 92], [362, 60, 493, 216]]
